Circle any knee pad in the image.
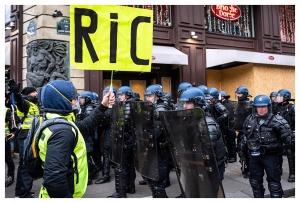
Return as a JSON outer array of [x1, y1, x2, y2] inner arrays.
[[268, 182, 282, 192], [249, 179, 263, 189]]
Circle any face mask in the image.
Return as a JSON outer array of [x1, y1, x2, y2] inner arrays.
[[238, 96, 245, 101]]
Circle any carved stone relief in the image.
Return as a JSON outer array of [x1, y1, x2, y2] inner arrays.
[[26, 39, 69, 105]]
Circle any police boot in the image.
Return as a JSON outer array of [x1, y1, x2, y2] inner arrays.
[[5, 176, 14, 187], [126, 161, 136, 194], [126, 182, 135, 194], [95, 151, 111, 184], [250, 179, 264, 198], [107, 166, 127, 198], [95, 175, 110, 184], [228, 139, 237, 163], [154, 186, 168, 198], [139, 180, 147, 185], [93, 149, 103, 172], [287, 149, 295, 182], [268, 182, 283, 198], [145, 179, 157, 197], [87, 156, 94, 185]]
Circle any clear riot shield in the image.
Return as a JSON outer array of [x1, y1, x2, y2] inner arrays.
[[109, 101, 125, 164], [228, 101, 253, 131], [130, 101, 159, 181], [160, 108, 225, 198]]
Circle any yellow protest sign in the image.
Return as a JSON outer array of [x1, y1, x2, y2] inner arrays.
[[70, 5, 153, 72]]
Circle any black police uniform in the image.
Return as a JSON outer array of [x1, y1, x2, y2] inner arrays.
[[95, 108, 113, 184], [276, 101, 295, 182], [79, 101, 98, 185], [239, 113, 294, 198], [142, 100, 171, 198], [108, 101, 136, 198], [237, 98, 253, 178], [221, 98, 238, 163]]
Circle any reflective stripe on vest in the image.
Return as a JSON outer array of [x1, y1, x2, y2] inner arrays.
[[38, 114, 88, 198], [22, 101, 39, 130], [16, 106, 24, 121], [5, 107, 10, 136]]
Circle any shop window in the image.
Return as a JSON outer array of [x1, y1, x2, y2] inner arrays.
[[161, 77, 171, 94], [204, 5, 254, 37], [130, 80, 146, 101], [123, 5, 172, 27], [279, 5, 295, 43]]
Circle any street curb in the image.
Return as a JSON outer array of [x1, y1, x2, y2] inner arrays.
[[264, 188, 295, 198]]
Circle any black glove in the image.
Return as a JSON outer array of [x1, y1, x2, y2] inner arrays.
[[8, 79, 20, 94]]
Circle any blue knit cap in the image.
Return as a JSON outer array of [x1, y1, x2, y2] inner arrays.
[[41, 80, 76, 111]]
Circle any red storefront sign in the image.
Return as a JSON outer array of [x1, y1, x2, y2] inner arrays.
[[211, 5, 241, 21], [268, 56, 275, 60]]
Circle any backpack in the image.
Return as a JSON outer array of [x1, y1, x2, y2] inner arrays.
[[23, 116, 79, 180]]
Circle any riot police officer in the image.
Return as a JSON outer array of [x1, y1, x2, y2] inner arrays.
[[269, 92, 278, 114], [175, 82, 192, 109], [197, 85, 212, 113], [95, 86, 117, 185], [181, 87, 228, 181], [78, 90, 98, 185], [91, 92, 100, 105], [208, 87, 228, 158], [141, 84, 171, 198], [238, 94, 294, 198], [276, 89, 295, 182], [161, 93, 175, 110], [235, 86, 253, 178], [108, 86, 136, 198], [219, 91, 237, 163], [171, 87, 226, 198], [132, 92, 141, 101]]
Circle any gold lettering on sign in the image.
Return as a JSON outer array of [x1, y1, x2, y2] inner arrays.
[[211, 5, 241, 21]]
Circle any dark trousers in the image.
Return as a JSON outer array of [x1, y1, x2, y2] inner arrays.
[[15, 137, 33, 198], [5, 138, 15, 177], [218, 162, 225, 181], [143, 147, 170, 198], [249, 153, 281, 182]]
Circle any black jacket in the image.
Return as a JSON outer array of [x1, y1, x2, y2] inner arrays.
[[42, 103, 108, 197]]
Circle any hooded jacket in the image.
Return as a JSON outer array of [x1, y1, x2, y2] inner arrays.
[[38, 80, 108, 198]]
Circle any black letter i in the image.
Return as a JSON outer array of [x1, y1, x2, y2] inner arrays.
[[110, 13, 118, 63]]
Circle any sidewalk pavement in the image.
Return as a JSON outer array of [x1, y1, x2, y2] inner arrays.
[[5, 153, 295, 198], [223, 156, 295, 198]]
